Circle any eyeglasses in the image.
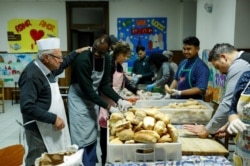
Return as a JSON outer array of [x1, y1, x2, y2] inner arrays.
[[48, 54, 63, 60]]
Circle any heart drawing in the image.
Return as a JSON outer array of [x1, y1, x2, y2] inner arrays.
[[30, 29, 44, 44]]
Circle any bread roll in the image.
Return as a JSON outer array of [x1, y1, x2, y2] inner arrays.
[[125, 111, 135, 122], [117, 129, 134, 141], [124, 140, 135, 144], [158, 134, 172, 143], [110, 112, 124, 120], [154, 120, 167, 136], [110, 138, 123, 144], [135, 110, 147, 117], [143, 116, 155, 130], [167, 124, 178, 142], [130, 116, 144, 125], [164, 84, 173, 94], [155, 113, 171, 124], [137, 130, 160, 139], [133, 121, 143, 132], [143, 108, 159, 117], [134, 132, 157, 143]]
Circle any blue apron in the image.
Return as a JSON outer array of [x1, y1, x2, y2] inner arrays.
[[177, 58, 200, 99]]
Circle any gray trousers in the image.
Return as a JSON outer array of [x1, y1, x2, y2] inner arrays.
[[25, 129, 47, 166]]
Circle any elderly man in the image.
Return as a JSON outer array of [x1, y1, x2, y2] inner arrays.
[[18, 37, 89, 166], [183, 43, 250, 138]]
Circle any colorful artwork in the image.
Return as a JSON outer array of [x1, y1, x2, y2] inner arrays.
[[7, 18, 58, 53], [117, 17, 167, 72], [202, 49, 226, 103], [0, 53, 36, 87]]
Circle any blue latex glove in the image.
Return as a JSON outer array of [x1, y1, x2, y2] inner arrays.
[[146, 84, 155, 91]]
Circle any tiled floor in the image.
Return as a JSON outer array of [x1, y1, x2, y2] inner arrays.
[[0, 100, 102, 166]]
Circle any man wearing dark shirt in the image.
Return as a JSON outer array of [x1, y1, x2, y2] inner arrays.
[[19, 37, 89, 166], [132, 45, 154, 85]]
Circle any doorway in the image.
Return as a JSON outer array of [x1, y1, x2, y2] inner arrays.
[[66, 1, 109, 50]]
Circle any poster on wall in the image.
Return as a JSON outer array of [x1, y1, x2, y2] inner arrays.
[[0, 53, 36, 87], [117, 17, 167, 72], [202, 49, 226, 103], [7, 18, 58, 53]]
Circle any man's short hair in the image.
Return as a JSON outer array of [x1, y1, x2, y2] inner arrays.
[[183, 36, 200, 47], [136, 45, 145, 53]]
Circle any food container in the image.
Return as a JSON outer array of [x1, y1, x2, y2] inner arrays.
[[107, 134, 181, 163], [134, 99, 214, 124]]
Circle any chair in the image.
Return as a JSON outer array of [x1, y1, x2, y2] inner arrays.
[[0, 79, 5, 113], [0, 144, 25, 166], [11, 81, 20, 105]]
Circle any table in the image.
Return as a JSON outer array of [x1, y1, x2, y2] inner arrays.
[[105, 155, 232, 166]]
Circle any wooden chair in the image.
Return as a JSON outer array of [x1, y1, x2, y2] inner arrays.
[[0, 79, 5, 113], [0, 144, 25, 166], [11, 81, 20, 105]]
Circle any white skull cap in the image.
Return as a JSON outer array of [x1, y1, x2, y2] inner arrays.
[[37, 37, 60, 50], [162, 50, 173, 58]]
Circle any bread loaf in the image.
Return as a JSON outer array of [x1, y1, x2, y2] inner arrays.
[[143, 116, 155, 130], [154, 120, 167, 136], [117, 129, 134, 141]]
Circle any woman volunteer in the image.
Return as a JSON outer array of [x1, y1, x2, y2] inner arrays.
[[145, 53, 174, 94], [99, 41, 143, 165]]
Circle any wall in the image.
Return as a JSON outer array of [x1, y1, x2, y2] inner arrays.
[[0, 0, 197, 52], [182, 0, 197, 39], [234, 0, 250, 48], [109, 0, 183, 50], [196, 0, 236, 52], [0, 1, 67, 52]]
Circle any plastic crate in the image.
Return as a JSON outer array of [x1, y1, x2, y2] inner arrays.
[[134, 99, 213, 124], [107, 137, 181, 163]]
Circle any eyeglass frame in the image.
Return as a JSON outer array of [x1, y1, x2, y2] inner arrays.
[[48, 54, 63, 60]]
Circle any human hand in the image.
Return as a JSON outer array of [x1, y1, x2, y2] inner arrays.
[[109, 106, 121, 113], [182, 124, 209, 138], [214, 124, 228, 138], [75, 46, 91, 53], [227, 119, 248, 134], [99, 108, 109, 128], [171, 89, 181, 96], [54, 116, 65, 131], [137, 90, 145, 100], [136, 74, 142, 79], [117, 99, 132, 112], [132, 74, 139, 84], [146, 84, 155, 91]]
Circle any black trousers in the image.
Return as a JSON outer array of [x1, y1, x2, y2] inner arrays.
[[100, 127, 107, 165]]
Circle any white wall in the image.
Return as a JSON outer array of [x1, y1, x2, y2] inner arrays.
[[182, 0, 197, 39], [109, 0, 183, 50], [234, 0, 250, 48], [0, 1, 67, 51], [0, 0, 197, 52], [196, 0, 236, 51]]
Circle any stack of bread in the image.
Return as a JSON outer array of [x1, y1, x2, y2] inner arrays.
[[162, 99, 207, 109], [109, 109, 178, 144]]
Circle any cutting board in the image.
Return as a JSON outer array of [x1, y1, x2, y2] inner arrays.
[[179, 137, 229, 156], [178, 128, 229, 156]]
